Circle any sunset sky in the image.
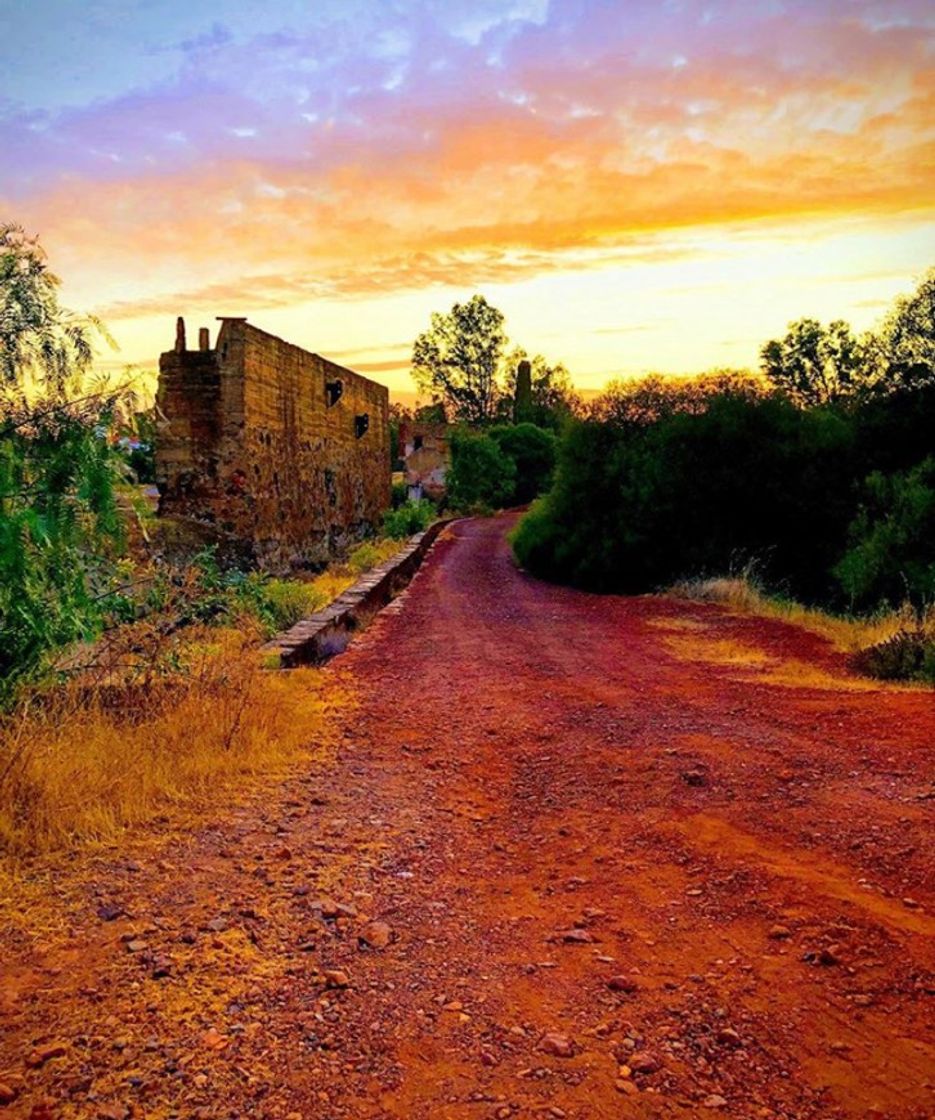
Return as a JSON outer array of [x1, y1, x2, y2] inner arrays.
[[1, 0, 933, 399]]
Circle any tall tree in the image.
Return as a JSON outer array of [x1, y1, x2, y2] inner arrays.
[[760, 318, 867, 406], [0, 225, 128, 698], [875, 267, 935, 390], [501, 348, 582, 430], [411, 295, 506, 425]]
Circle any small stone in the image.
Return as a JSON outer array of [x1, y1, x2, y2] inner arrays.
[[703, 1094, 728, 1109], [540, 1033, 574, 1058], [25, 1043, 67, 1068], [768, 924, 791, 940], [558, 928, 593, 944], [324, 969, 350, 989], [717, 1027, 742, 1047], [818, 945, 841, 967], [201, 1028, 228, 1052], [205, 917, 228, 933], [615, 1079, 639, 1095], [682, 769, 707, 787], [630, 1052, 660, 1074], [902, 897, 920, 909], [0, 1081, 19, 1105], [151, 955, 173, 979], [96, 904, 124, 922], [359, 921, 392, 949], [607, 975, 638, 993], [96, 1106, 129, 1120], [125, 940, 148, 954]]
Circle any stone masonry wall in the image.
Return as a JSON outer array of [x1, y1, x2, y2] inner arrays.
[[156, 317, 390, 568]]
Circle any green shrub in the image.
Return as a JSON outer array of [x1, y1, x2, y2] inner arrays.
[[348, 540, 382, 574], [446, 430, 516, 512], [391, 480, 409, 509], [489, 423, 556, 504], [834, 459, 935, 612], [382, 499, 435, 539], [513, 392, 856, 599], [852, 630, 935, 683]]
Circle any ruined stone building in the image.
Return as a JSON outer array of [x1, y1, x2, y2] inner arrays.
[[156, 317, 390, 567], [398, 419, 449, 501]]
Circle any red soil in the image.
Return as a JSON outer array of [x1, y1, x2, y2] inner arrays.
[[1, 514, 933, 1119]]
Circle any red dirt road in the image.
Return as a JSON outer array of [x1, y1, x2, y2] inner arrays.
[[2, 514, 934, 1119]]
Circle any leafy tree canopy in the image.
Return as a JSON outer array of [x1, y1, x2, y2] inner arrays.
[[759, 318, 867, 406], [412, 295, 506, 426]]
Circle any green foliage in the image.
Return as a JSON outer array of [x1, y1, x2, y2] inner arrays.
[[446, 430, 516, 513], [875, 267, 935, 390], [834, 459, 935, 612], [382, 499, 435, 539], [412, 295, 506, 425], [513, 390, 857, 600], [488, 423, 556, 504], [760, 318, 868, 406], [0, 226, 132, 700], [390, 480, 409, 509], [853, 630, 935, 684], [347, 540, 383, 574]]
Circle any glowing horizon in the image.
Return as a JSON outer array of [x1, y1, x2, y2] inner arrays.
[[1, 0, 933, 399]]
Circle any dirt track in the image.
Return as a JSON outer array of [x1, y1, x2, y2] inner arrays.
[[2, 514, 933, 1119]]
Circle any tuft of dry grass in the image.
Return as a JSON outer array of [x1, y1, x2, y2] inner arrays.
[[671, 575, 929, 654], [0, 628, 342, 860]]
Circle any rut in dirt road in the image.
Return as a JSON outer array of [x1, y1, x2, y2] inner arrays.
[[2, 514, 933, 1120]]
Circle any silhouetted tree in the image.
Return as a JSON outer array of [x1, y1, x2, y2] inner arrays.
[[760, 318, 866, 406], [412, 295, 506, 425], [874, 267, 935, 390]]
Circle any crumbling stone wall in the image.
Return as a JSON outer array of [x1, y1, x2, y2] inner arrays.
[[156, 317, 390, 568]]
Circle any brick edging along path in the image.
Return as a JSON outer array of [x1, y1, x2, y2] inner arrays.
[[262, 519, 457, 667]]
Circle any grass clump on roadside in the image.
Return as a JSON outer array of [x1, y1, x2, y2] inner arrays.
[[672, 574, 935, 684]]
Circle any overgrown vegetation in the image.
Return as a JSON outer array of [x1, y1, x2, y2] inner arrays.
[[515, 269, 935, 682]]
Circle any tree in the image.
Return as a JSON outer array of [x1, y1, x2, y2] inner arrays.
[[489, 423, 557, 504], [500, 348, 582, 430], [0, 225, 129, 699], [760, 318, 867, 406], [446, 430, 516, 511], [411, 295, 506, 425], [875, 267, 935, 391]]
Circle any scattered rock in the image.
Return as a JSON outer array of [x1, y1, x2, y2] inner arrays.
[[540, 1033, 575, 1058], [0, 1081, 19, 1105], [205, 917, 228, 933], [902, 897, 920, 909], [201, 1028, 229, 1052], [25, 1043, 67, 1069], [630, 1052, 660, 1075], [96, 1105, 130, 1120], [768, 924, 791, 940], [703, 1094, 728, 1109], [557, 928, 593, 944], [615, 1079, 638, 1096], [818, 945, 842, 967], [359, 920, 392, 949], [682, 770, 707, 787], [151, 955, 173, 979], [324, 969, 350, 989], [96, 903, 124, 922], [607, 975, 638, 993], [716, 1027, 742, 1047], [125, 940, 148, 954]]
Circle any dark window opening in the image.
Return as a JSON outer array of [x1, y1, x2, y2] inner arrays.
[[326, 379, 343, 407], [355, 413, 370, 438], [413, 434, 424, 450]]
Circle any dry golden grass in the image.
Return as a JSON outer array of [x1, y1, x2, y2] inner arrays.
[[671, 576, 927, 653], [0, 537, 405, 863], [0, 628, 342, 860]]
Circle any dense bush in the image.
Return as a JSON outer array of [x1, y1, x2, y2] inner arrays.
[[514, 391, 858, 600], [382, 498, 435, 539], [488, 423, 557, 504], [835, 459, 935, 612], [446, 430, 516, 512]]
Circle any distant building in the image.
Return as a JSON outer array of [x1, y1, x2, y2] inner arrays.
[[155, 316, 390, 568], [398, 418, 449, 501]]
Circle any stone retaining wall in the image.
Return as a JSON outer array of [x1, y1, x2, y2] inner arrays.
[[263, 520, 454, 667]]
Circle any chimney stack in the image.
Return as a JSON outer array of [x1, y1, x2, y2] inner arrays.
[[199, 327, 210, 351], [175, 316, 186, 352]]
